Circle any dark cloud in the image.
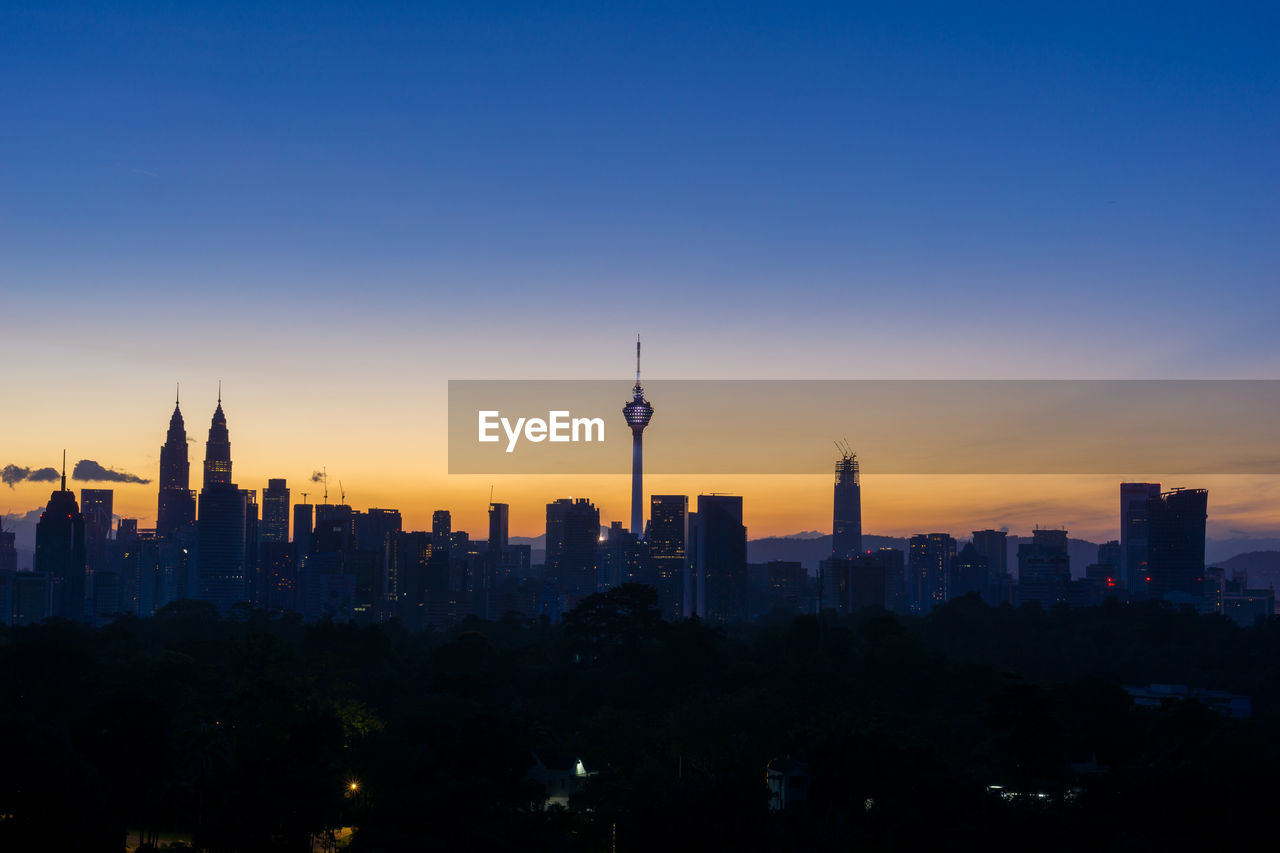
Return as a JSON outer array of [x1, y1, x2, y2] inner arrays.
[[311, 470, 327, 483], [72, 459, 151, 485], [2, 465, 60, 488]]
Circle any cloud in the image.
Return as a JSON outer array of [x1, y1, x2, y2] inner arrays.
[[72, 459, 151, 484], [311, 470, 327, 483], [2, 465, 60, 488]]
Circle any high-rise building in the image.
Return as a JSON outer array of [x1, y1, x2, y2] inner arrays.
[[0, 516, 17, 574], [262, 478, 290, 543], [831, 447, 862, 559], [196, 393, 247, 611], [951, 541, 989, 599], [157, 390, 196, 537], [690, 494, 747, 623], [488, 501, 509, 557], [546, 498, 600, 605], [908, 533, 956, 612], [1121, 482, 1161, 597], [80, 488, 114, 582], [970, 529, 1008, 605], [648, 494, 688, 619], [970, 530, 1008, 577], [622, 336, 654, 537], [34, 458, 87, 621], [1147, 488, 1208, 601], [432, 510, 451, 544], [1016, 528, 1070, 608]]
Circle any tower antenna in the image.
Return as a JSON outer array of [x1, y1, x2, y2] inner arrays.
[[636, 334, 642, 386], [61, 449, 66, 491], [323, 467, 328, 503]]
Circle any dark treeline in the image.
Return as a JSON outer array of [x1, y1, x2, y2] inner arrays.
[[3, 588, 1279, 852]]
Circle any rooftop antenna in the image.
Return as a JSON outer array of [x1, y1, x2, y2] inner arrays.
[[61, 449, 66, 491], [322, 467, 328, 504]]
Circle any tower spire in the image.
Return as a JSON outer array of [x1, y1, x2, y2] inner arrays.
[[176, 382, 180, 406], [61, 449, 66, 491], [636, 334, 641, 386], [217, 380, 221, 405]]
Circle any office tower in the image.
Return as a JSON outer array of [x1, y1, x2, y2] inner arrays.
[[34, 458, 87, 621], [1097, 540, 1122, 571], [432, 510, 451, 543], [243, 489, 260, 606], [0, 517, 17, 573], [196, 393, 247, 611], [970, 529, 1008, 577], [545, 498, 600, 604], [622, 336, 654, 537], [262, 478, 290, 543], [599, 521, 649, 590], [690, 494, 747, 622], [157, 390, 196, 537], [872, 547, 908, 613], [908, 533, 956, 612], [949, 541, 988, 599], [648, 494, 688, 619], [1016, 528, 1071, 608], [1147, 488, 1208, 601], [831, 445, 862, 559], [1121, 482, 1161, 596], [356, 507, 402, 618], [765, 561, 807, 614], [488, 501, 509, 563], [80, 488, 113, 581], [293, 501, 314, 555]]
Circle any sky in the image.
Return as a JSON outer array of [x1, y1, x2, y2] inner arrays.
[[2, 2, 1277, 542]]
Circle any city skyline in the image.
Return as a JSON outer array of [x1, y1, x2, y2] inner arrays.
[[3, 3, 1277, 546], [4, 377, 1279, 548]]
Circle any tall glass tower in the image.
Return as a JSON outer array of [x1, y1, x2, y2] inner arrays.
[[157, 387, 196, 537], [832, 444, 862, 559], [622, 336, 654, 537]]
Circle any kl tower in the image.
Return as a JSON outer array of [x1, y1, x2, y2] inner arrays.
[[622, 335, 654, 537]]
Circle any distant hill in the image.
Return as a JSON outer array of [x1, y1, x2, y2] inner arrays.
[[749, 532, 1105, 577], [1212, 551, 1280, 590]]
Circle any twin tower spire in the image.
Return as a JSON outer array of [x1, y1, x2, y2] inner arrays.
[[157, 383, 231, 535]]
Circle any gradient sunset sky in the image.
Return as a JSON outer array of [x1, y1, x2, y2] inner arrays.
[[3, 2, 1277, 540]]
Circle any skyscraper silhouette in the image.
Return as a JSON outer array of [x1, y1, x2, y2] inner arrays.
[[648, 494, 688, 619], [0, 516, 17, 574], [196, 391, 247, 611], [262, 478, 290, 543], [908, 532, 956, 612], [1147, 488, 1208, 601], [34, 455, 87, 621], [832, 446, 862, 559], [157, 389, 196, 537], [690, 494, 747, 622], [622, 336, 654, 537], [1120, 482, 1161, 597], [545, 498, 600, 605]]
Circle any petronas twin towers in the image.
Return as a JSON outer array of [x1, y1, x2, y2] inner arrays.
[[158, 387, 247, 611]]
